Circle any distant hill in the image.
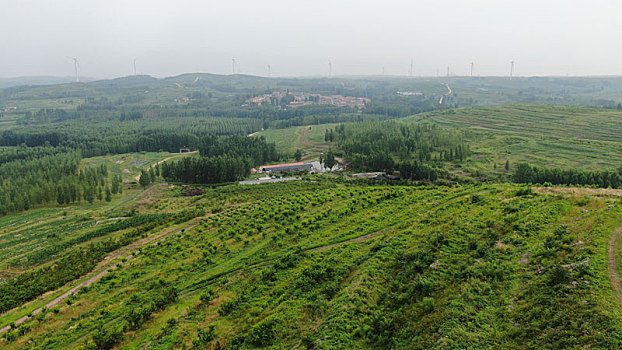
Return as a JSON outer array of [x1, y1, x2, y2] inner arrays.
[[0, 76, 96, 89]]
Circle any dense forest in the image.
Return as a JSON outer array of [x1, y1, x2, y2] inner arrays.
[[161, 135, 280, 184], [0, 152, 121, 215], [0, 117, 262, 157], [327, 121, 469, 176]]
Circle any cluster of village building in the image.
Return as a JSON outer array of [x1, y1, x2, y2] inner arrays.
[[246, 91, 370, 109]]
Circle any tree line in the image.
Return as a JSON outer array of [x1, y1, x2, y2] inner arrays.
[[513, 163, 622, 188], [328, 121, 469, 176], [160, 136, 281, 184], [0, 152, 121, 215], [0, 117, 263, 157]]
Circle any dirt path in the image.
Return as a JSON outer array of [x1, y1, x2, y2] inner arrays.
[[312, 229, 386, 252], [135, 152, 197, 181], [608, 225, 622, 307], [535, 187, 622, 197], [0, 216, 204, 335], [296, 126, 330, 162]]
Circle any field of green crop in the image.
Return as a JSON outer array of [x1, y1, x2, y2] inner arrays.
[[257, 124, 336, 161], [2, 178, 622, 349]]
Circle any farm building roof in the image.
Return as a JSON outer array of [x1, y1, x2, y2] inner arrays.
[[261, 162, 305, 169]]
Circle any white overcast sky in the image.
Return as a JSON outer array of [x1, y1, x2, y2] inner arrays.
[[1, 0, 621, 78]]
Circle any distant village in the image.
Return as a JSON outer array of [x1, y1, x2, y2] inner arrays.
[[245, 91, 370, 109]]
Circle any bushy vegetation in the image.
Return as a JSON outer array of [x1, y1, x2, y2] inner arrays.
[[4, 74, 622, 349], [0, 210, 199, 314], [2, 181, 621, 349]]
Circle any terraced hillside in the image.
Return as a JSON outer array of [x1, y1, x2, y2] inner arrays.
[[2, 179, 622, 349], [412, 104, 622, 176]]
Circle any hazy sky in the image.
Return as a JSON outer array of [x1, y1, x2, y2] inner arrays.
[[1, 0, 621, 78]]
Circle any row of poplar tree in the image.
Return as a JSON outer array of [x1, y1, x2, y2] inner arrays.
[[0, 151, 123, 216]]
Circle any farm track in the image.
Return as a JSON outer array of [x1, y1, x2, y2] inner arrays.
[[608, 224, 622, 307], [134, 152, 197, 181], [0, 215, 206, 335]]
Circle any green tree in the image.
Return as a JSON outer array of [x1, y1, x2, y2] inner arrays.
[[505, 160, 510, 171], [111, 176, 118, 194], [294, 149, 302, 162], [324, 149, 336, 171], [84, 186, 95, 203], [105, 186, 112, 202], [139, 170, 151, 188]]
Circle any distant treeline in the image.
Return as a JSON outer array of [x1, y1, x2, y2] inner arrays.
[[513, 163, 622, 188], [0, 145, 70, 165], [0, 117, 262, 157]]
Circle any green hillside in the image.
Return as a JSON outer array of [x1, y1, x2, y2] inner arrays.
[[3, 73, 622, 349], [419, 104, 622, 176], [1, 180, 622, 349]]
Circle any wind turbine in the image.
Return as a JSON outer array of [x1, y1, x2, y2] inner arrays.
[[267, 64, 271, 77], [470, 62, 474, 77], [509, 60, 514, 80], [328, 60, 332, 77], [133, 59, 137, 75], [410, 58, 414, 77], [67, 57, 79, 82], [231, 58, 236, 74]]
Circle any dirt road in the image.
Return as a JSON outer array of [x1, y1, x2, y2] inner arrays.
[[0, 216, 204, 335], [135, 152, 197, 181], [608, 225, 622, 307]]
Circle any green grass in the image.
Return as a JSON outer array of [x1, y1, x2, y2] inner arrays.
[[255, 127, 301, 155], [400, 104, 622, 178], [2, 180, 622, 349], [257, 124, 336, 161]]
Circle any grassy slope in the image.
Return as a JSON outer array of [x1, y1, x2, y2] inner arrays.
[[416, 104, 622, 175], [2, 180, 622, 349], [256, 124, 335, 161]]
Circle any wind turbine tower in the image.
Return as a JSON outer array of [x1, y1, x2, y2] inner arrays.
[[232, 58, 236, 74], [410, 59, 414, 77], [133, 59, 137, 76], [446, 66, 450, 78], [71, 57, 79, 82], [328, 60, 332, 77], [267, 64, 271, 77], [509, 60, 514, 80], [470, 62, 474, 77]]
